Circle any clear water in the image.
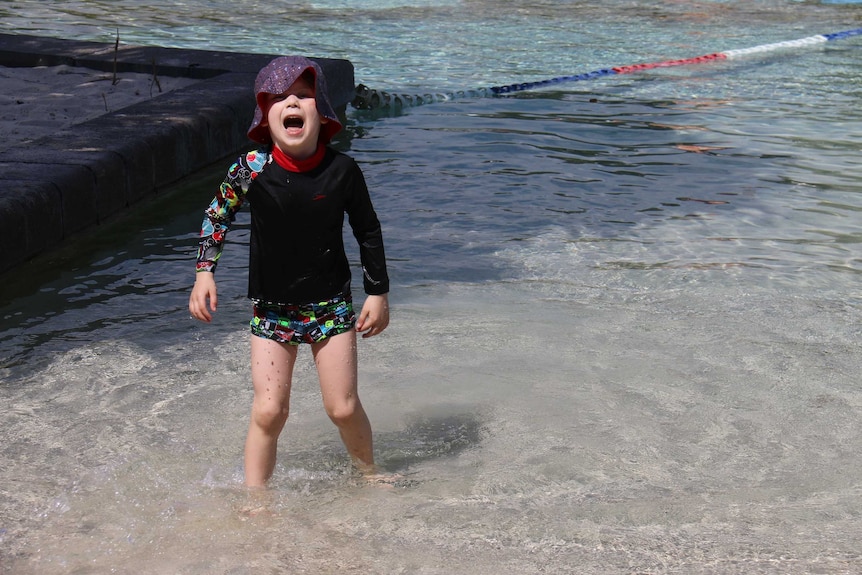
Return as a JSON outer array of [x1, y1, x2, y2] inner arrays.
[[2, 1, 862, 573]]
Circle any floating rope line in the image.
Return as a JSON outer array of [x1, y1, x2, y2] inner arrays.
[[352, 27, 862, 110]]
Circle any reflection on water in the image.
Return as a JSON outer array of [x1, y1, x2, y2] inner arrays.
[[2, 0, 862, 572], [361, 94, 862, 300]]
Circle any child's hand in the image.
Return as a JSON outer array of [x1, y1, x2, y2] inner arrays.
[[356, 294, 389, 338], [189, 272, 218, 323]]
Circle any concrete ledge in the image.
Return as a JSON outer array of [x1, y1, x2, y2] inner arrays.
[[0, 33, 354, 274]]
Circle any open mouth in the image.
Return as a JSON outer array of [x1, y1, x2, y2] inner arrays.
[[283, 116, 304, 130]]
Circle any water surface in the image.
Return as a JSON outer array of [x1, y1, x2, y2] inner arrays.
[[1, 1, 862, 573]]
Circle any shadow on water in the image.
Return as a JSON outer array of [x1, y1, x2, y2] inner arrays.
[[281, 407, 487, 482], [377, 408, 487, 471]]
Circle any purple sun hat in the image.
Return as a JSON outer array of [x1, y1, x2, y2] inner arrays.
[[247, 55, 343, 145]]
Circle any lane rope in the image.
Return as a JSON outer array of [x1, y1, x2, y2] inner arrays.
[[352, 27, 862, 109]]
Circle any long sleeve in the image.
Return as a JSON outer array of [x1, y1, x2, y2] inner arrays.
[[345, 161, 389, 295], [195, 149, 269, 273]]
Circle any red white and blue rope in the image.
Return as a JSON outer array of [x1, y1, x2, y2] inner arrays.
[[351, 27, 862, 109], [489, 27, 862, 94]]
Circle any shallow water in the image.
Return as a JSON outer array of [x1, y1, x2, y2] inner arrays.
[[2, 1, 862, 573]]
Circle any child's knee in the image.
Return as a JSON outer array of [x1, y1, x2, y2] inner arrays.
[[324, 399, 359, 426], [252, 402, 290, 431]]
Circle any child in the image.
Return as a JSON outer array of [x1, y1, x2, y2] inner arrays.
[[189, 56, 390, 487]]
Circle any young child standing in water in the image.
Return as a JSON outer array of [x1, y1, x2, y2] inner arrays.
[[189, 56, 390, 487]]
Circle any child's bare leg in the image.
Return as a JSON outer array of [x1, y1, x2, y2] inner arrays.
[[245, 335, 296, 487], [312, 331, 375, 471]]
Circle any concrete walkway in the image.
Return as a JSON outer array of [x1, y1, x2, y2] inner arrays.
[[0, 33, 354, 275]]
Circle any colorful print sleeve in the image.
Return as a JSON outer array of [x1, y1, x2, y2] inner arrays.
[[195, 149, 270, 273]]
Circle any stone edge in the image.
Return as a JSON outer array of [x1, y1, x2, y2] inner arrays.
[[0, 33, 354, 274]]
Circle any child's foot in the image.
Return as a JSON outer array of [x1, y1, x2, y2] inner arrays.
[[364, 471, 403, 487], [238, 504, 273, 520], [360, 465, 423, 488], [238, 487, 275, 519], [355, 462, 402, 487]]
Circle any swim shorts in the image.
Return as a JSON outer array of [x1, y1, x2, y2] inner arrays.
[[250, 293, 356, 345]]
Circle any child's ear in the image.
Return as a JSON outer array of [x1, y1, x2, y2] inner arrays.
[[321, 117, 329, 125]]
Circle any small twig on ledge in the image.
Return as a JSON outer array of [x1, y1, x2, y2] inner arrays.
[[150, 57, 162, 96], [112, 28, 119, 86], [102, 93, 108, 111]]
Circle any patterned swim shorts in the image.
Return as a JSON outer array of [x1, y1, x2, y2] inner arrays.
[[250, 293, 356, 345]]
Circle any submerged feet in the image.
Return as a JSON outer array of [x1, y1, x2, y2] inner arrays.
[[355, 461, 406, 487], [237, 486, 276, 520]]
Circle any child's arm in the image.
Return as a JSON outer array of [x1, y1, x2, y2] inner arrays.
[[189, 271, 217, 323], [342, 156, 390, 338], [356, 293, 389, 338], [189, 150, 267, 323]]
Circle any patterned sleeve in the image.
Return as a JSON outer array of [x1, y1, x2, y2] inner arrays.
[[195, 149, 269, 273]]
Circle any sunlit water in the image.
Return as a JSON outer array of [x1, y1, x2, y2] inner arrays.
[[2, 1, 862, 573]]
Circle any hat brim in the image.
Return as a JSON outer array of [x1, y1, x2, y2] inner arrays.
[[247, 57, 343, 146]]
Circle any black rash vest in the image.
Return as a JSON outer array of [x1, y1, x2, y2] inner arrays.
[[244, 148, 389, 304]]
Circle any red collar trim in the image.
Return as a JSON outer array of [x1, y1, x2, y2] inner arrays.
[[271, 144, 325, 172]]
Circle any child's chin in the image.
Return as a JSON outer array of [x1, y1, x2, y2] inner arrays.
[[276, 138, 313, 152]]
